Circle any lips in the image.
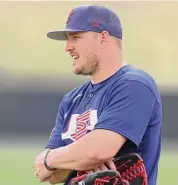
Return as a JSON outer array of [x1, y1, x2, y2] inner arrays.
[[70, 53, 79, 60], [72, 55, 79, 59]]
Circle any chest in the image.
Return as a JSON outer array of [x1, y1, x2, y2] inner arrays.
[[61, 87, 109, 142]]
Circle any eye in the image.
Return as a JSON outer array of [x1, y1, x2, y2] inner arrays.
[[73, 35, 80, 40]]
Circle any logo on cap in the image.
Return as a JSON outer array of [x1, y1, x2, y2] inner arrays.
[[66, 9, 74, 24], [92, 22, 100, 27]]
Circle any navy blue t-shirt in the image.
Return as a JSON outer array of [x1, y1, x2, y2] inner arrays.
[[46, 64, 162, 185]]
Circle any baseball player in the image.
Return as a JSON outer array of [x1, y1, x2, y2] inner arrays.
[[34, 4, 162, 185]]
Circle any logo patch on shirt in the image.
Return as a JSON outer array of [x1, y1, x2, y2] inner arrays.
[[62, 109, 98, 141]]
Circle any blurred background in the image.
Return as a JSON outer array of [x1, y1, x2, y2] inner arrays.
[[0, 1, 178, 185]]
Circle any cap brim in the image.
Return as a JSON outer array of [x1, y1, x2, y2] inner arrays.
[[47, 28, 85, 40]]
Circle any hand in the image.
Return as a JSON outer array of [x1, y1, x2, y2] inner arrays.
[[47, 169, 72, 184], [86, 158, 116, 174], [34, 151, 45, 177], [34, 150, 53, 182], [36, 164, 53, 182]]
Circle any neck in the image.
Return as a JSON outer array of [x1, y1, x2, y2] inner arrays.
[[90, 59, 127, 84]]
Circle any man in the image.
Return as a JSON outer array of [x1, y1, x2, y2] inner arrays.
[[34, 4, 162, 185]]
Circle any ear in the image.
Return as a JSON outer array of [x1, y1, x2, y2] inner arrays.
[[100, 31, 110, 46]]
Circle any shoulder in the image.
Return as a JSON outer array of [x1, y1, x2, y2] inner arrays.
[[110, 65, 161, 104], [122, 65, 157, 87]]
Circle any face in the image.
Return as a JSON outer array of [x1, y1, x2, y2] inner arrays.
[[65, 31, 100, 76]]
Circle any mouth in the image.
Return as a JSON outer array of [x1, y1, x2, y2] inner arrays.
[[71, 54, 79, 65], [71, 55, 79, 60], [70, 52, 79, 59]]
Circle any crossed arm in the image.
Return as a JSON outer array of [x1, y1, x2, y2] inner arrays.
[[34, 129, 126, 183]]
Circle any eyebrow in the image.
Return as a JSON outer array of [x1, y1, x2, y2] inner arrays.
[[68, 32, 80, 36], [65, 32, 79, 39]]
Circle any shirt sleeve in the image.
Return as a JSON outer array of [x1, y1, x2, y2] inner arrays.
[[94, 80, 156, 147], [46, 97, 66, 149]]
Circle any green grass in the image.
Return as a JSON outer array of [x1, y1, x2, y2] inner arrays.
[[1, 147, 178, 185]]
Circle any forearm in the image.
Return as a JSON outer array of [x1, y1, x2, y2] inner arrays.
[[46, 130, 126, 171], [47, 142, 105, 171]]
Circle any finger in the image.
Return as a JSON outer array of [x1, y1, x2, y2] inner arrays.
[[35, 168, 40, 178], [93, 168, 101, 172], [99, 164, 109, 171], [34, 162, 39, 171], [39, 175, 51, 183], [35, 155, 41, 161], [86, 170, 94, 174], [105, 159, 117, 170], [34, 164, 40, 172], [41, 176, 51, 182]]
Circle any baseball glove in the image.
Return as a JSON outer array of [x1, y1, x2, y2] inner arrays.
[[70, 153, 147, 185]]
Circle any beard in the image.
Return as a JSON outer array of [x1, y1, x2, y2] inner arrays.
[[73, 53, 100, 76]]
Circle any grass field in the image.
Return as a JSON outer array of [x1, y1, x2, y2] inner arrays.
[[1, 147, 178, 185]]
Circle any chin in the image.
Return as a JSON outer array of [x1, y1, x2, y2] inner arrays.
[[72, 66, 82, 75], [73, 67, 88, 76]]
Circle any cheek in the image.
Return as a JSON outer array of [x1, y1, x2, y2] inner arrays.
[[77, 40, 97, 59], [77, 48, 88, 61], [84, 45, 94, 55]]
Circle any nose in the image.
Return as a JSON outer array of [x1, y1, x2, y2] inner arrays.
[[65, 40, 74, 52]]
